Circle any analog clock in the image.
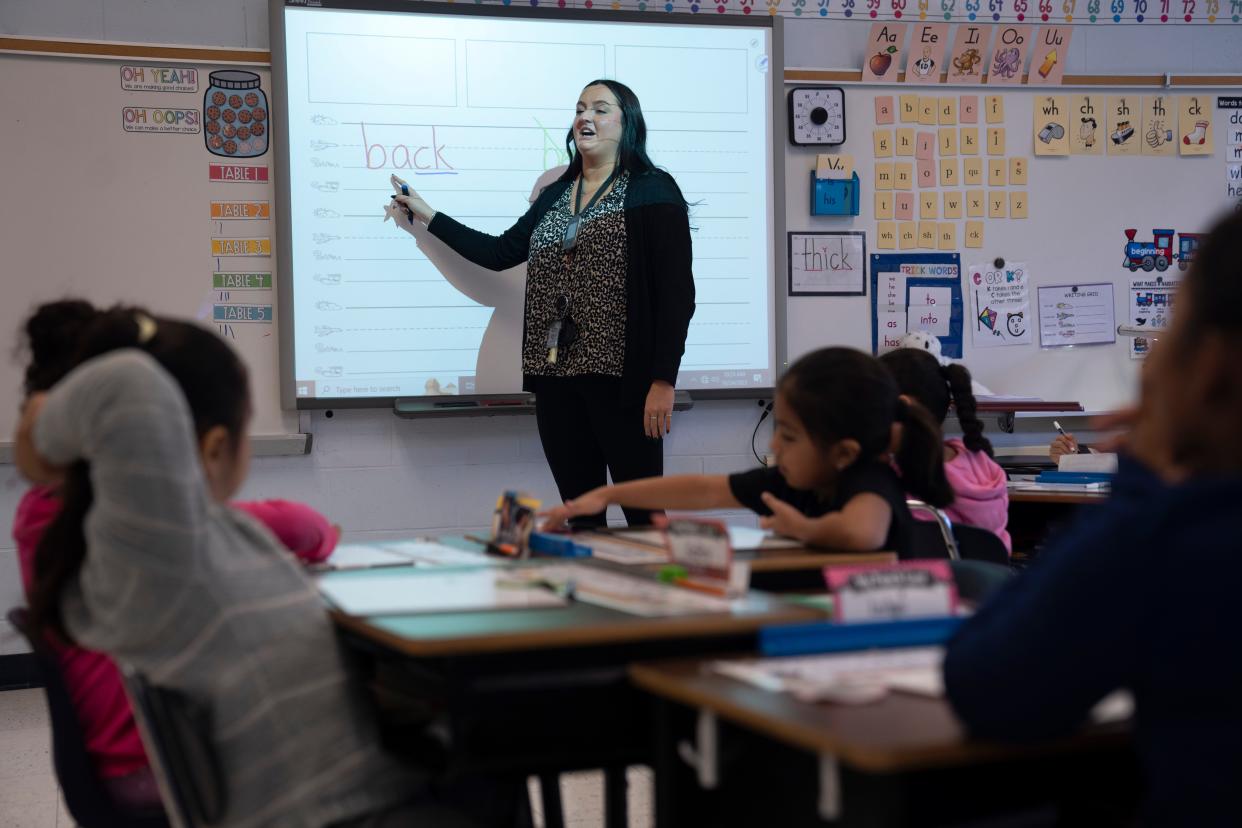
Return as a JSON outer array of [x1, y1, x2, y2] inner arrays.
[[788, 86, 846, 146]]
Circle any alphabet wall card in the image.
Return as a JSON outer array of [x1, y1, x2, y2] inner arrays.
[[875, 96, 895, 125], [987, 126, 1006, 155], [1009, 156, 1028, 185], [960, 95, 980, 124], [1107, 96, 1140, 156], [895, 191, 915, 219], [939, 127, 958, 156], [1034, 95, 1070, 156], [1142, 95, 1177, 157], [965, 221, 985, 248], [963, 157, 984, 186], [876, 161, 894, 190], [988, 158, 1007, 186], [939, 158, 958, 187], [863, 23, 908, 83], [948, 26, 990, 86], [918, 222, 938, 248], [1179, 95, 1214, 156], [876, 222, 897, 250], [899, 221, 918, 249], [1027, 26, 1072, 86], [874, 129, 894, 157], [938, 97, 958, 125], [905, 23, 949, 84], [1071, 94, 1105, 155], [817, 153, 855, 179], [788, 231, 867, 296], [970, 262, 1032, 347], [920, 191, 939, 219], [895, 162, 914, 190], [875, 191, 895, 219], [900, 94, 919, 123], [915, 131, 936, 159], [896, 127, 915, 156], [1038, 283, 1116, 348], [986, 26, 1031, 86], [919, 97, 938, 125], [917, 158, 937, 187], [960, 126, 980, 155], [943, 191, 963, 219], [937, 223, 957, 251], [984, 94, 1004, 124], [966, 189, 985, 217], [1009, 190, 1029, 218]]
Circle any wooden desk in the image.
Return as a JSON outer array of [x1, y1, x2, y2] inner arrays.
[[325, 562, 823, 828], [1009, 489, 1112, 506], [630, 658, 1134, 827], [1008, 488, 1110, 558]]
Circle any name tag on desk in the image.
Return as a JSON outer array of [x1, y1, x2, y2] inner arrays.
[[664, 518, 748, 596], [824, 561, 958, 622]]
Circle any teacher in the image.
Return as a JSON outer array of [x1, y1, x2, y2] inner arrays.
[[391, 79, 695, 527]]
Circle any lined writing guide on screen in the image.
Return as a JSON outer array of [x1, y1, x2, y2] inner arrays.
[[282, 7, 775, 400]]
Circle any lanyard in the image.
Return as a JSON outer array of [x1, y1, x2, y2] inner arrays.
[[562, 166, 620, 252]]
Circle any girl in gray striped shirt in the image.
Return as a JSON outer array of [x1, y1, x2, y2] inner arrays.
[[14, 312, 471, 828]]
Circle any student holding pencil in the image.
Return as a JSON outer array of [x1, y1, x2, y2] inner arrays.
[[541, 347, 952, 556], [12, 310, 495, 827], [944, 208, 1242, 824]]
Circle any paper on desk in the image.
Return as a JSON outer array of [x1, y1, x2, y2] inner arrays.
[[318, 568, 567, 615], [607, 526, 801, 553], [714, 647, 944, 705], [322, 539, 493, 570], [325, 544, 419, 570], [514, 564, 733, 617], [1057, 453, 1118, 473]]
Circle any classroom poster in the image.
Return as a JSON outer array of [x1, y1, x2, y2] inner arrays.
[[947, 26, 989, 85], [1071, 95, 1105, 155], [1106, 96, 1141, 156], [1179, 95, 1215, 156], [862, 23, 908, 83], [1026, 26, 1072, 86], [969, 262, 1032, 348], [871, 254, 964, 358], [1128, 273, 1181, 359], [1037, 283, 1116, 348], [1034, 95, 1070, 156], [905, 23, 949, 84], [788, 231, 867, 295], [1141, 95, 1177, 157], [985, 26, 1031, 86]]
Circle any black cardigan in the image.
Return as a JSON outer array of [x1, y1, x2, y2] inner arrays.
[[427, 169, 695, 394]]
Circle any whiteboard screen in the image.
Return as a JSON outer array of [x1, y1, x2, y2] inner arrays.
[[274, 3, 779, 404]]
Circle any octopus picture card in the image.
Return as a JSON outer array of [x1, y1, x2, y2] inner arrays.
[[986, 26, 1031, 86]]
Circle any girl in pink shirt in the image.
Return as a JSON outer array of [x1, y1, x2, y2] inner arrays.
[[881, 347, 1011, 553], [13, 300, 338, 813]]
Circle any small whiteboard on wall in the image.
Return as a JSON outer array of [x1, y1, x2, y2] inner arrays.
[[788, 231, 867, 296]]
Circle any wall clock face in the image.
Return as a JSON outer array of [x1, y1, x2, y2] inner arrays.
[[788, 86, 845, 146]]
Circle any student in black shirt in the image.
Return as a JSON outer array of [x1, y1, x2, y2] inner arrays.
[[540, 347, 952, 555]]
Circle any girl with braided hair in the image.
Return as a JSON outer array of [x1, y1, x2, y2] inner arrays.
[[880, 347, 1011, 553]]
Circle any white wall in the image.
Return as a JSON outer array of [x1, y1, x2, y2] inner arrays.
[[2, 1, 1239, 658]]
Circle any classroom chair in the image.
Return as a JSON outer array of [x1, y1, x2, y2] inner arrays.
[[948, 559, 1017, 604], [6, 608, 170, 828], [906, 500, 961, 560], [119, 665, 227, 828]]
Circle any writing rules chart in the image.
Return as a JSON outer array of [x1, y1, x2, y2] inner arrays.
[[280, 6, 776, 400]]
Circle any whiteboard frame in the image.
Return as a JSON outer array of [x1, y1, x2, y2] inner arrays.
[[270, 0, 785, 410]]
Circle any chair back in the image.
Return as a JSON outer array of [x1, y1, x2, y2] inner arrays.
[[6, 607, 168, 828], [949, 559, 1017, 604], [952, 524, 1010, 565], [119, 666, 228, 828], [905, 500, 960, 560]]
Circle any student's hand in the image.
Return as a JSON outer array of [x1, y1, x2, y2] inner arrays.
[[758, 492, 810, 541], [539, 488, 610, 531], [14, 394, 64, 486], [644, 381, 675, 439], [388, 175, 436, 224], [1049, 433, 1079, 460]]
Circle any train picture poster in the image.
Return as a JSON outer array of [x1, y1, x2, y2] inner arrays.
[[970, 262, 1032, 348], [1129, 273, 1182, 360], [1037, 283, 1116, 349]]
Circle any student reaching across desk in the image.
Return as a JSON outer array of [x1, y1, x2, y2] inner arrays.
[[541, 347, 953, 556], [944, 208, 1242, 826]]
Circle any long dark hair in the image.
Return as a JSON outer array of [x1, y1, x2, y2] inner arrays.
[[27, 309, 250, 642], [17, 299, 99, 396], [780, 347, 952, 507], [880, 348, 994, 457]]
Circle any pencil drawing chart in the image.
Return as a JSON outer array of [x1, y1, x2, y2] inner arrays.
[[281, 8, 775, 400]]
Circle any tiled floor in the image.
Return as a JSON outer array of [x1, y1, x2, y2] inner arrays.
[[0, 687, 652, 828]]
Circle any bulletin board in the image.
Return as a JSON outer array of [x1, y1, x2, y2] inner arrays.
[[784, 66, 1240, 411], [0, 47, 297, 443]]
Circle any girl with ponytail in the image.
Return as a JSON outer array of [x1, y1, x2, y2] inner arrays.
[[542, 347, 951, 557], [880, 347, 1011, 553]]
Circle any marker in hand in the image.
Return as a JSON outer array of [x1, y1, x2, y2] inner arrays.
[[389, 176, 415, 225]]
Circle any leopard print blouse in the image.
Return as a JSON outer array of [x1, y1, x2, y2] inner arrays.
[[523, 172, 629, 378]]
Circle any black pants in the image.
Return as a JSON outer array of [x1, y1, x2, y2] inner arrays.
[[533, 375, 663, 527]]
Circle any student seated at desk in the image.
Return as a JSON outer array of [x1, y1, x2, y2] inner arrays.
[[12, 301, 341, 815], [944, 209, 1242, 825], [880, 348, 1011, 553], [542, 347, 952, 556], [13, 311, 479, 827]]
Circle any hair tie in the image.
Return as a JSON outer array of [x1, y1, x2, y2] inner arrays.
[[134, 312, 158, 345]]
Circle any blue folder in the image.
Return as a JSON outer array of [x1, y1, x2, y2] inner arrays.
[[759, 616, 964, 657]]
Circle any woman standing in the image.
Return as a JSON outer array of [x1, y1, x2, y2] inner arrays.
[[392, 79, 695, 527]]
